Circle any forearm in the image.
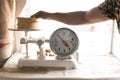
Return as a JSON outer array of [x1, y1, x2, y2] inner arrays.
[[49, 11, 88, 25], [31, 7, 109, 25]]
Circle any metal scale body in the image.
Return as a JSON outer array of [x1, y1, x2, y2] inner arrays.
[[9, 28, 79, 69]]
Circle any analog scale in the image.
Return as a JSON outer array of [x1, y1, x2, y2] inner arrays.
[[9, 28, 79, 69]]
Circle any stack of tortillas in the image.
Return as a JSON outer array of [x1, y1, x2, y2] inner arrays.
[[17, 17, 39, 29]]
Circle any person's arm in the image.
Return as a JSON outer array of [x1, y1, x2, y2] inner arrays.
[[31, 7, 110, 25]]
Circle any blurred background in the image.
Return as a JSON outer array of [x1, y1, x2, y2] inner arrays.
[[17, 0, 120, 58]]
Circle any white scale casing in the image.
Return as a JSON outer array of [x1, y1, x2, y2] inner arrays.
[[16, 28, 79, 69]]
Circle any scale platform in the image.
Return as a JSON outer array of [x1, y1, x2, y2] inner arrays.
[[17, 56, 77, 69]]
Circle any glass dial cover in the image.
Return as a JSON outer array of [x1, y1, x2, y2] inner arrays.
[[50, 28, 79, 57]]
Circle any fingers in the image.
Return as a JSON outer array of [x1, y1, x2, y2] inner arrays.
[[31, 11, 49, 19], [31, 11, 41, 18]]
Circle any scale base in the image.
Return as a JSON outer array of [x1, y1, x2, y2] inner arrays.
[[17, 57, 77, 69]]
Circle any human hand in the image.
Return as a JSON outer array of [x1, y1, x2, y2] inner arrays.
[[31, 11, 50, 19]]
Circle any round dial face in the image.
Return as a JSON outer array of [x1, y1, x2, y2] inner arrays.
[[50, 28, 79, 57]]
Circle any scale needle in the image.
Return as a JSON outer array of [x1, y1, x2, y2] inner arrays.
[[58, 35, 69, 47]]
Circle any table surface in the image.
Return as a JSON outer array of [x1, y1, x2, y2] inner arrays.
[[0, 52, 120, 80]]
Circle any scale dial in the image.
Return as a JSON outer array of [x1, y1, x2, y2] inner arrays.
[[50, 28, 79, 57]]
